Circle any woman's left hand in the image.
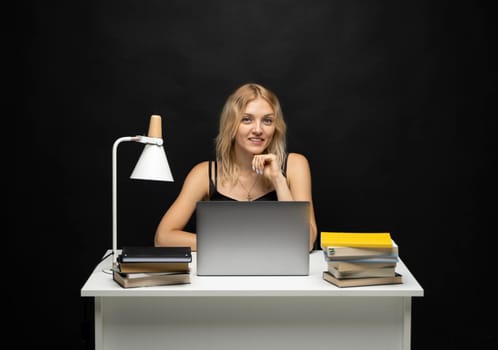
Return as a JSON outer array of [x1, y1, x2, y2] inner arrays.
[[252, 154, 282, 180]]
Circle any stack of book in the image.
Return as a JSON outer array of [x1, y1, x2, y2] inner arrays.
[[112, 246, 192, 288], [320, 232, 402, 288]]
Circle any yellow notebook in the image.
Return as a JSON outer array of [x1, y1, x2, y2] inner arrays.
[[321, 232, 393, 248]]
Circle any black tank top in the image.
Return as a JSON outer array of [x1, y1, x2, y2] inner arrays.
[[208, 155, 288, 201]]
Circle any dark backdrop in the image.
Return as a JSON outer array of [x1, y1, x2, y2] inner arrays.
[[14, 1, 496, 348]]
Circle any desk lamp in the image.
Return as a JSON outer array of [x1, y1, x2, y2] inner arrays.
[[112, 114, 174, 265]]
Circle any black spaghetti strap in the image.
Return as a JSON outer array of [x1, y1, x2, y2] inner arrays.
[[208, 160, 212, 198], [282, 153, 289, 177], [208, 160, 212, 181], [214, 160, 218, 187], [208, 160, 218, 200]]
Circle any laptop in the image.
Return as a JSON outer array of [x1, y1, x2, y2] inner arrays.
[[196, 201, 310, 276]]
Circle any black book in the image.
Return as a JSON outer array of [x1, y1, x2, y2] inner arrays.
[[119, 246, 192, 263]]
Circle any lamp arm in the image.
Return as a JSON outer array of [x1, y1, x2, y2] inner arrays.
[[111, 135, 165, 265], [112, 137, 134, 265]]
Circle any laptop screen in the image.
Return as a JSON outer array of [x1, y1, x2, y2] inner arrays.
[[196, 201, 310, 276]]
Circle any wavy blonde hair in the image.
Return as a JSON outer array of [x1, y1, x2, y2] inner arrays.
[[215, 83, 287, 185]]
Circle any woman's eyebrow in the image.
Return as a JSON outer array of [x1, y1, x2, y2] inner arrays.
[[243, 113, 274, 117]]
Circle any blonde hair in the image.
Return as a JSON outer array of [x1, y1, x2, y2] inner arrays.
[[215, 83, 287, 185]]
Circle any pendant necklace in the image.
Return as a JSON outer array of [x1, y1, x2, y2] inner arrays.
[[238, 175, 259, 201]]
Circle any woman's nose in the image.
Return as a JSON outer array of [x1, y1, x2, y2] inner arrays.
[[252, 121, 263, 133]]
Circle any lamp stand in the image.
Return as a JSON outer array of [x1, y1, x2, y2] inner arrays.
[[110, 115, 173, 266]]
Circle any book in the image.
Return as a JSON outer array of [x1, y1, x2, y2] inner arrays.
[[120, 246, 192, 263], [327, 260, 397, 272], [324, 252, 398, 262], [327, 265, 396, 279], [118, 261, 190, 273], [321, 232, 393, 248], [326, 256, 399, 264], [322, 241, 398, 259], [113, 270, 191, 288], [322, 271, 403, 288]]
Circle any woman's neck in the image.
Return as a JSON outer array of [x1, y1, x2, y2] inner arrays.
[[233, 149, 257, 174]]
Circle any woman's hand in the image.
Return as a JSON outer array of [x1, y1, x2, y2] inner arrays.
[[252, 153, 282, 181]]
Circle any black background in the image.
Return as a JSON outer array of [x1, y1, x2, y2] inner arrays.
[[14, 1, 496, 348]]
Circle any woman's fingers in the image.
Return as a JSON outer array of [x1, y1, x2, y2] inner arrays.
[[252, 154, 278, 176]]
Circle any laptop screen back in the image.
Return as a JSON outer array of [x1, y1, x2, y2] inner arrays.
[[196, 201, 310, 276]]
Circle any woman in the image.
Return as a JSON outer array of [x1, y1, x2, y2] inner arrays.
[[154, 83, 317, 251]]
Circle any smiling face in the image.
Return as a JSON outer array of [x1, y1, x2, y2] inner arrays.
[[234, 97, 276, 156], [215, 83, 287, 183]]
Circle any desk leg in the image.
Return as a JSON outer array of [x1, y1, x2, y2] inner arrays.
[[403, 297, 412, 350], [96, 296, 409, 350], [94, 297, 103, 350]]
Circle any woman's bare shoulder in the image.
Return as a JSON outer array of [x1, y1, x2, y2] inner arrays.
[[287, 152, 310, 165], [286, 153, 311, 177], [184, 161, 209, 181], [177, 161, 210, 201], [191, 160, 209, 172]]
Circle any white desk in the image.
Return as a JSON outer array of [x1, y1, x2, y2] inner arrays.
[[81, 251, 423, 350]]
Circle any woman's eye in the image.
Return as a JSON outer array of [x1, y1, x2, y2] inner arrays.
[[241, 117, 252, 123], [263, 118, 273, 125]]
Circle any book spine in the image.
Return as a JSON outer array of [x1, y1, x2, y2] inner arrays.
[[322, 251, 399, 263], [323, 246, 398, 258], [327, 261, 397, 272]]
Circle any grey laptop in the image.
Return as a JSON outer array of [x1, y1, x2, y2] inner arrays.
[[196, 201, 310, 276]]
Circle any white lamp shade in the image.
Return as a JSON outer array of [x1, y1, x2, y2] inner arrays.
[[130, 144, 174, 182]]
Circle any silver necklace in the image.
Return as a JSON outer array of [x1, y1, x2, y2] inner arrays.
[[238, 175, 259, 201]]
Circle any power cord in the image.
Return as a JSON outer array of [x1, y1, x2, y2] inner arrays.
[[101, 251, 115, 274]]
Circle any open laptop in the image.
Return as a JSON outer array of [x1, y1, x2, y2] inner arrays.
[[196, 201, 310, 276]]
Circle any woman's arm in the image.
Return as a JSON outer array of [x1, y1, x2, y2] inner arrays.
[[255, 152, 318, 251], [154, 161, 209, 251], [285, 153, 318, 251]]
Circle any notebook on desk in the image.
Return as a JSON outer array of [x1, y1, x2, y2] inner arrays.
[[196, 201, 310, 276]]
